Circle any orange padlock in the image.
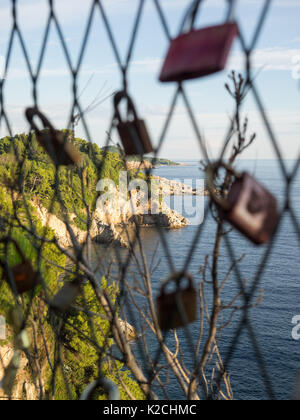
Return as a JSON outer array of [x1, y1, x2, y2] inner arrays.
[[206, 163, 279, 245], [157, 272, 197, 331], [25, 107, 81, 167], [0, 238, 38, 294], [113, 91, 154, 156], [159, 0, 238, 82]]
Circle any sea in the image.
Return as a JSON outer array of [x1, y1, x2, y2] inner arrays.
[[93, 159, 300, 400]]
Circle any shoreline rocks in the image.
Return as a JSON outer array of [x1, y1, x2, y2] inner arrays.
[[33, 175, 207, 249], [151, 176, 208, 196]]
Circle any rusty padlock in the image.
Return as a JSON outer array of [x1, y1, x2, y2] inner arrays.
[[159, 0, 238, 82], [206, 163, 279, 245], [25, 107, 81, 166], [50, 278, 82, 313], [0, 238, 39, 294], [157, 272, 197, 331], [113, 91, 154, 156]]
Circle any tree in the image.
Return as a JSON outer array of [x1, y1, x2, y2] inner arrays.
[[0, 72, 261, 400]]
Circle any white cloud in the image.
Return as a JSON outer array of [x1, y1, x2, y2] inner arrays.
[[229, 47, 300, 72], [5, 44, 300, 82], [130, 47, 300, 75]]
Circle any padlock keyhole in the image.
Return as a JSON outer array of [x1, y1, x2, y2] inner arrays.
[[247, 189, 264, 214]]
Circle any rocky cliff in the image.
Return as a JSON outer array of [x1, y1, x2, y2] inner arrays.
[[35, 203, 127, 248], [0, 344, 38, 400], [152, 176, 208, 196], [34, 176, 194, 248]]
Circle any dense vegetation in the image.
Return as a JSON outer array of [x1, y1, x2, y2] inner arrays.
[[0, 131, 144, 400], [0, 131, 127, 230]]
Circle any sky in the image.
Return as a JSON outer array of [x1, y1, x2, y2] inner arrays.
[[0, 0, 299, 160]]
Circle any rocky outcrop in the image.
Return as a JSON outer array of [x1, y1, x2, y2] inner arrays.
[[90, 218, 128, 248], [131, 206, 187, 229], [152, 176, 208, 196], [35, 204, 127, 249], [94, 186, 188, 230], [0, 345, 38, 400], [126, 161, 153, 170], [33, 175, 197, 249], [35, 205, 87, 248], [0, 319, 136, 401]]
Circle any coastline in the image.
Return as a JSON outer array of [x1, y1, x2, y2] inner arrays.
[[33, 175, 202, 249]]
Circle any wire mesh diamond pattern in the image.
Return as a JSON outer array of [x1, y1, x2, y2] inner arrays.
[[0, 0, 299, 401]]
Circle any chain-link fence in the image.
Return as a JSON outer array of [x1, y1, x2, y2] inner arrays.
[[0, 0, 299, 401]]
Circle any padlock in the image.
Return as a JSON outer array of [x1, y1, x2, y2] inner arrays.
[[113, 91, 154, 156], [156, 272, 197, 331], [206, 163, 278, 245], [50, 279, 82, 313], [25, 107, 81, 166], [159, 0, 238, 82], [0, 238, 39, 294]]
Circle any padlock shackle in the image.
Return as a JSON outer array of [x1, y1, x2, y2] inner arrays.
[[25, 107, 81, 167], [25, 107, 56, 134], [113, 91, 139, 125], [179, 0, 204, 34], [206, 161, 242, 211], [179, 0, 237, 35], [160, 271, 194, 296]]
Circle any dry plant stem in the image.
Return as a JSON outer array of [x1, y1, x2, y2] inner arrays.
[[1, 69, 262, 400], [140, 328, 171, 399], [124, 265, 193, 398], [188, 221, 223, 400], [135, 236, 199, 399], [108, 357, 137, 401], [187, 73, 257, 400]]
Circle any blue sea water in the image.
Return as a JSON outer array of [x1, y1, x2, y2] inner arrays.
[[96, 159, 300, 400]]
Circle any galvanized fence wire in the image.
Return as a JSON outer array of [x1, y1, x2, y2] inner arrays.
[[0, 0, 299, 401]]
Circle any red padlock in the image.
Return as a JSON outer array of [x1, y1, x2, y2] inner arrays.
[[159, 0, 238, 82], [0, 238, 39, 294], [113, 91, 154, 156], [206, 163, 279, 245], [25, 107, 81, 167]]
